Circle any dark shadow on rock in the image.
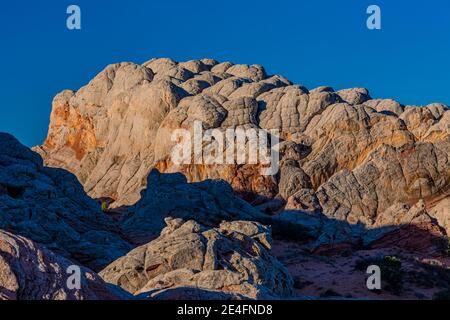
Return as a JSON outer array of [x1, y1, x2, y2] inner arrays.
[[114, 169, 448, 258], [1, 132, 447, 283], [0, 132, 132, 271]]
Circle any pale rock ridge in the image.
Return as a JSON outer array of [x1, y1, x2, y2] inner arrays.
[[35, 58, 450, 234], [36, 60, 189, 206], [316, 140, 450, 228], [100, 218, 294, 299]]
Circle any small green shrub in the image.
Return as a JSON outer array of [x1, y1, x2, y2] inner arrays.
[[319, 289, 342, 298], [101, 201, 108, 212], [433, 236, 450, 256], [355, 255, 404, 294], [384, 255, 402, 266], [433, 289, 450, 300]]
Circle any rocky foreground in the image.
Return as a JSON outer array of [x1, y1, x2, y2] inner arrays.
[[1, 58, 449, 300]]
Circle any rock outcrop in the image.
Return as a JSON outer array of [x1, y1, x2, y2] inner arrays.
[[0, 132, 295, 300], [0, 133, 131, 270], [100, 218, 294, 299], [7, 57, 448, 300], [0, 230, 128, 300], [120, 169, 271, 244], [35, 58, 449, 238]]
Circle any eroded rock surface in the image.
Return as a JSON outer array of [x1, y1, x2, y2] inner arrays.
[[120, 169, 271, 244], [100, 218, 294, 299], [0, 133, 131, 270], [35, 58, 449, 238], [14, 57, 450, 300], [0, 230, 128, 300]]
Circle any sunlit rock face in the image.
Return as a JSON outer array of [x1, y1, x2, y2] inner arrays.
[[1, 57, 449, 301], [100, 218, 294, 299], [35, 58, 450, 232]]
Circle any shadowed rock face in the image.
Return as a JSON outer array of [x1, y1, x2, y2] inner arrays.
[[0, 133, 131, 271], [0, 230, 129, 300], [35, 58, 450, 234], [100, 218, 294, 299], [5, 57, 449, 300], [0, 134, 294, 300], [120, 169, 272, 244]]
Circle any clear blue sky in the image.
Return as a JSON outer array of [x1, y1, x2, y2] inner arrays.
[[1, 0, 449, 147]]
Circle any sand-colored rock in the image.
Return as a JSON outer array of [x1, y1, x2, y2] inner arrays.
[[100, 218, 294, 299], [35, 57, 449, 236]]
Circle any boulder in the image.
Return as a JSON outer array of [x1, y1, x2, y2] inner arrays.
[[0, 230, 129, 300], [120, 169, 271, 244], [34, 57, 450, 241], [0, 133, 131, 271], [101, 218, 294, 299]]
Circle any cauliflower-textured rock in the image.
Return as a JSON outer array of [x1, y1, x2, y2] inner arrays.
[[337, 87, 371, 105], [0, 133, 131, 270], [120, 169, 271, 244], [100, 218, 294, 299], [316, 141, 450, 226], [0, 230, 129, 300], [35, 57, 450, 235]]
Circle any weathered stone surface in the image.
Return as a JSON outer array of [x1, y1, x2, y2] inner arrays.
[[35, 57, 450, 243], [35, 61, 189, 207], [285, 189, 321, 214], [337, 88, 371, 105], [374, 200, 432, 228], [301, 102, 415, 188], [427, 194, 450, 236], [363, 98, 404, 116], [100, 218, 294, 299], [0, 230, 129, 300], [0, 133, 131, 271], [120, 169, 271, 244], [400, 106, 438, 140], [316, 141, 450, 226], [3, 57, 450, 300], [278, 161, 312, 200]]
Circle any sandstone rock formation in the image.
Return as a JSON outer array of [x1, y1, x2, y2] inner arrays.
[[120, 169, 272, 244], [0, 230, 128, 300], [7, 57, 448, 300], [100, 218, 294, 299], [0, 133, 131, 270], [0, 132, 296, 300], [35, 58, 449, 239]]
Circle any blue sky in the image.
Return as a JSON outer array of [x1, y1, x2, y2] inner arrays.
[[0, 0, 449, 147]]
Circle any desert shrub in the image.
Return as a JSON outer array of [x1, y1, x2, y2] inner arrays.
[[433, 236, 450, 256], [319, 289, 342, 298], [384, 255, 401, 266], [433, 289, 450, 300], [293, 276, 313, 289], [355, 255, 403, 294], [409, 262, 450, 289]]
